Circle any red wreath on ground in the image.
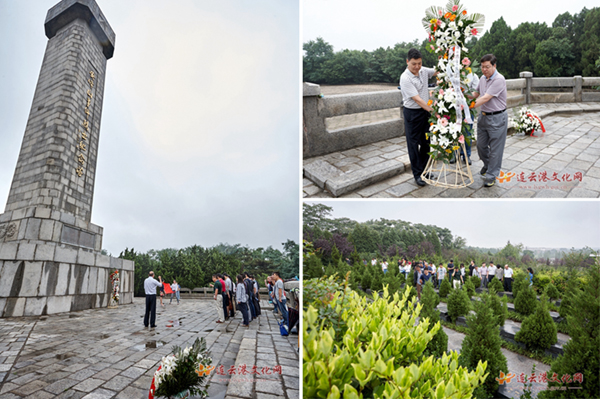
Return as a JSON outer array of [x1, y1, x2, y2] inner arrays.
[[526, 113, 546, 137]]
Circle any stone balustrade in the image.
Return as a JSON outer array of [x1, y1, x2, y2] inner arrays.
[[303, 73, 600, 158]]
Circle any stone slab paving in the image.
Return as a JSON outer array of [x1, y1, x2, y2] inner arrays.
[[304, 102, 600, 198], [443, 327, 551, 399], [0, 298, 298, 399]]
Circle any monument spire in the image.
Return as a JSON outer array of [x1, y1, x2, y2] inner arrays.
[[0, 0, 133, 318]]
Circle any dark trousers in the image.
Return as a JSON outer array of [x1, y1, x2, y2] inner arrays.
[[403, 107, 431, 178], [144, 295, 157, 327], [504, 277, 512, 292], [222, 294, 229, 319], [248, 295, 256, 319], [238, 301, 250, 326]]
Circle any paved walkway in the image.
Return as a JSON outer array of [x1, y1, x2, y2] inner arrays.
[[443, 327, 551, 399], [304, 102, 600, 198], [0, 299, 298, 399]]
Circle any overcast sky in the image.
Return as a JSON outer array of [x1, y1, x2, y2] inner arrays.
[[305, 200, 600, 250], [0, 0, 299, 255], [303, 0, 599, 52]]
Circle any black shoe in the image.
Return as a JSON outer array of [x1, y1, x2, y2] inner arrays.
[[468, 158, 472, 165], [484, 179, 495, 187], [480, 166, 487, 176], [423, 172, 435, 180], [449, 157, 456, 164], [415, 177, 426, 186]]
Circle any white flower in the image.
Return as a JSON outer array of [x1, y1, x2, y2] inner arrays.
[[458, 21, 463, 27]]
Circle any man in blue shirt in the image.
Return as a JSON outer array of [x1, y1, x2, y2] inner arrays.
[[143, 271, 163, 328]]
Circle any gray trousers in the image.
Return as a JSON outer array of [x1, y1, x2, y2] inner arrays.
[[476, 111, 508, 181]]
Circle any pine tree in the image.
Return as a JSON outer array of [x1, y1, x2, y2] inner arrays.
[[483, 288, 507, 327], [541, 263, 600, 398], [488, 276, 504, 293], [512, 272, 528, 300], [420, 282, 448, 357], [447, 287, 471, 323], [558, 269, 579, 318], [439, 278, 452, 298], [515, 295, 557, 350], [514, 285, 538, 316], [304, 252, 324, 279], [459, 299, 508, 397], [464, 278, 475, 299], [544, 283, 560, 300]]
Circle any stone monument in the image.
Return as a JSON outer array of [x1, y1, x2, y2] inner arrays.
[[0, 0, 134, 317]]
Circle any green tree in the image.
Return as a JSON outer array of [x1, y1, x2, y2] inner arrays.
[[447, 287, 471, 323], [541, 262, 600, 397], [580, 8, 600, 76], [532, 35, 576, 77], [348, 224, 381, 254], [471, 17, 515, 77], [515, 285, 538, 316], [303, 37, 334, 83], [420, 282, 448, 358], [439, 278, 452, 298], [459, 299, 508, 397], [515, 295, 558, 350]]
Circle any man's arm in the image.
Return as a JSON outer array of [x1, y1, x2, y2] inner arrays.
[[411, 95, 433, 112], [473, 93, 493, 108]]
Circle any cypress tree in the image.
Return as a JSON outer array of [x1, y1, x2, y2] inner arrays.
[[420, 282, 448, 357], [464, 278, 475, 299], [544, 282, 560, 300], [459, 299, 508, 397], [488, 276, 504, 293], [447, 286, 471, 323], [514, 285, 538, 315], [515, 294, 557, 350], [439, 278, 452, 298], [541, 263, 600, 398]]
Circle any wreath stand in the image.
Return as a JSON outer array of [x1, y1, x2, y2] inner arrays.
[[108, 271, 120, 309], [421, 142, 474, 188]]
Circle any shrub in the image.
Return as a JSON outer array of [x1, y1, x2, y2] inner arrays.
[[447, 286, 471, 323], [483, 289, 507, 327], [512, 271, 527, 299], [488, 277, 504, 293], [544, 283, 560, 300], [533, 274, 551, 296], [557, 270, 580, 319], [439, 278, 452, 298], [464, 278, 475, 299], [303, 286, 487, 398], [361, 273, 372, 292], [420, 282, 448, 358], [470, 275, 481, 289], [541, 263, 600, 398], [459, 298, 508, 397], [515, 295, 557, 351], [371, 273, 383, 292], [514, 286, 537, 316]]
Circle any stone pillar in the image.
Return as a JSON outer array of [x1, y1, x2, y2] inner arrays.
[[519, 71, 533, 105], [574, 76, 583, 102], [302, 82, 326, 159], [0, 0, 134, 318]]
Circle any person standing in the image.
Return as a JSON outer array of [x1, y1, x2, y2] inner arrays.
[[236, 275, 250, 327], [170, 279, 180, 305], [495, 264, 504, 289], [527, 267, 534, 287], [382, 259, 388, 274], [224, 274, 235, 318], [144, 272, 162, 329], [468, 260, 475, 277], [452, 264, 463, 289], [437, 263, 446, 289], [487, 262, 496, 284], [471, 54, 508, 187], [503, 265, 513, 292], [273, 271, 289, 329], [431, 263, 437, 289], [400, 48, 438, 186], [212, 274, 225, 323], [480, 262, 487, 287], [158, 279, 165, 307], [447, 260, 455, 282], [244, 273, 256, 321], [414, 265, 423, 300]]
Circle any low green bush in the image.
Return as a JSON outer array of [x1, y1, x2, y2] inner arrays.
[[488, 277, 504, 293], [447, 286, 471, 323], [439, 278, 452, 298], [514, 286, 537, 316], [515, 296, 557, 351], [544, 282, 560, 300], [464, 278, 475, 299]]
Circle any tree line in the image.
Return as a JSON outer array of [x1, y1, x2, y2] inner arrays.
[[303, 7, 600, 85], [119, 240, 299, 297], [303, 203, 596, 277]]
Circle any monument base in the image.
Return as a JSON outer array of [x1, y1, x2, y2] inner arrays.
[[0, 241, 134, 318]]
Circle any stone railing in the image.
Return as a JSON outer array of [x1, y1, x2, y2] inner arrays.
[[303, 74, 600, 158]]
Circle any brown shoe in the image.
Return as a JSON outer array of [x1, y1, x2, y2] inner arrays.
[[216, 320, 223, 323]]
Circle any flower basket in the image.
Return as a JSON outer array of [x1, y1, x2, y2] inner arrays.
[[510, 106, 545, 137], [108, 270, 119, 308], [421, 0, 484, 188], [149, 338, 212, 399]]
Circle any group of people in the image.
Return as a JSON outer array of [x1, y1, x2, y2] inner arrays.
[[400, 48, 507, 188], [405, 259, 515, 300], [142, 270, 290, 331]]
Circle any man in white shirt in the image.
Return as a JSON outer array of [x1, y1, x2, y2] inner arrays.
[[503, 265, 513, 292], [400, 48, 438, 186], [143, 271, 162, 328]]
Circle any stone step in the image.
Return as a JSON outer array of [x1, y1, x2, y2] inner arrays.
[[304, 158, 406, 197]]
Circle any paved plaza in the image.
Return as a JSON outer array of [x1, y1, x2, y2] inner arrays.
[[0, 299, 299, 399], [303, 102, 600, 198]]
